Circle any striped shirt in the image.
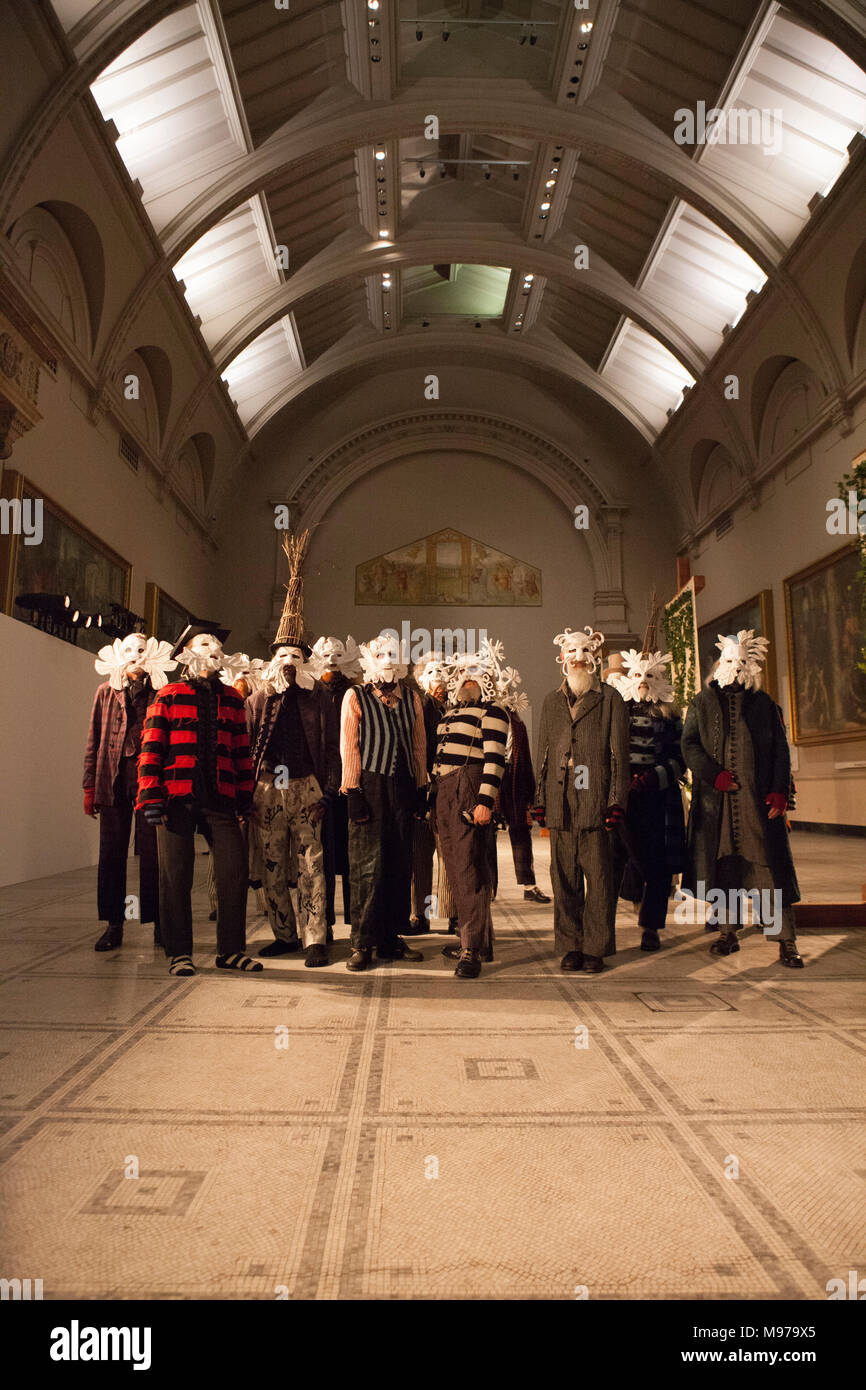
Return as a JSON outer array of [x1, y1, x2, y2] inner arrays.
[[136, 680, 253, 811], [340, 684, 427, 792], [432, 702, 509, 808]]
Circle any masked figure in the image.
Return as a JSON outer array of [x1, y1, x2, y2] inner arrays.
[[308, 635, 362, 933], [611, 646, 685, 951], [431, 641, 510, 979], [681, 631, 803, 967], [495, 662, 550, 905], [534, 626, 630, 975], [220, 652, 269, 700], [339, 632, 428, 971], [246, 638, 339, 967], [136, 621, 262, 977], [84, 633, 176, 951], [405, 654, 452, 935]]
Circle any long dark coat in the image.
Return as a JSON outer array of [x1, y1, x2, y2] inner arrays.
[[681, 683, 800, 905], [246, 685, 340, 795], [499, 712, 536, 825], [83, 680, 155, 809]]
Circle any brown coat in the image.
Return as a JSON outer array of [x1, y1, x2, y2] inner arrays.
[[246, 685, 340, 796], [83, 681, 154, 810]]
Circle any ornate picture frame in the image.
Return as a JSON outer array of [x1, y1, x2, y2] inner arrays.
[[697, 589, 778, 701], [144, 581, 192, 648], [783, 544, 866, 745], [663, 577, 702, 709]]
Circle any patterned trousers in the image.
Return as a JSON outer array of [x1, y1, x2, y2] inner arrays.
[[254, 771, 327, 947]]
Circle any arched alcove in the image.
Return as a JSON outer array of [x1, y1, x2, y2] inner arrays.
[[7, 205, 92, 353], [757, 359, 825, 462]]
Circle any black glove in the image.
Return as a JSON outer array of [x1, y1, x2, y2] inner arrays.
[[346, 788, 372, 823]]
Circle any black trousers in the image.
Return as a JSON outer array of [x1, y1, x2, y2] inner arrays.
[[613, 788, 671, 931], [507, 821, 536, 885], [323, 795, 351, 925], [348, 769, 414, 948], [156, 804, 247, 959], [97, 775, 159, 927]]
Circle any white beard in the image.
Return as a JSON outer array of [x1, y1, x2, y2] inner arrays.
[[565, 667, 594, 697]]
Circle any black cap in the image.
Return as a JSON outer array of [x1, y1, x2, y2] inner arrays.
[[172, 619, 230, 659]]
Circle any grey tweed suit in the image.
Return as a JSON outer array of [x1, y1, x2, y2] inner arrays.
[[535, 679, 630, 958]]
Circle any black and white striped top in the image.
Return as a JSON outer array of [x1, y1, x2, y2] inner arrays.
[[356, 683, 416, 776], [432, 702, 510, 808]]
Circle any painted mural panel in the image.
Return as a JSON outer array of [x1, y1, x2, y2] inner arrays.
[[355, 528, 541, 605]]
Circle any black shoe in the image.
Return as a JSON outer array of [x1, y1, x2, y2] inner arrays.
[[442, 943, 494, 963], [710, 932, 740, 956], [779, 940, 804, 968], [377, 938, 423, 961], [447, 917, 458, 934], [582, 955, 605, 974], [454, 948, 482, 979], [208, 909, 217, 921], [94, 925, 123, 952], [258, 938, 301, 957], [346, 947, 372, 972], [560, 950, 583, 972], [640, 929, 661, 952], [403, 919, 431, 935], [305, 943, 329, 968], [524, 886, 551, 903]]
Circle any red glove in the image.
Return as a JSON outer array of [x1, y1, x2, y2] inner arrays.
[[530, 805, 546, 827], [84, 788, 96, 818], [765, 792, 787, 816], [714, 770, 738, 791], [604, 804, 624, 830]]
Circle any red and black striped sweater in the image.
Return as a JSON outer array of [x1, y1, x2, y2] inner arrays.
[[135, 680, 253, 812]]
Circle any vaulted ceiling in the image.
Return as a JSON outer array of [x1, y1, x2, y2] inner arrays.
[[48, 0, 866, 443]]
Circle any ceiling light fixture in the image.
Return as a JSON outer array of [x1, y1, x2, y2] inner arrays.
[[416, 27, 422, 40], [483, 164, 491, 180], [580, 21, 593, 33], [367, 0, 379, 8], [442, 24, 449, 41], [379, 229, 389, 238], [529, 27, 537, 46], [375, 149, 386, 160], [419, 163, 426, 178], [540, 201, 550, 211]]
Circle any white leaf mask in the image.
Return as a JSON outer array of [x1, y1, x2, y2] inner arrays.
[[714, 630, 769, 690], [308, 635, 362, 681], [94, 632, 177, 690], [266, 645, 315, 691], [177, 632, 225, 677], [617, 649, 675, 704], [554, 626, 605, 674], [358, 633, 408, 685]]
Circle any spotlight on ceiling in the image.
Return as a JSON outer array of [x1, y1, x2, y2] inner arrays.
[[511, 166, 519, 181], [367, 0, 379, 8], [581, 21, 593, 33], [371, 54, 381, 61], [416, 27, 423, 40], [379, 229, 389, 238], [529, 28, 537, 46], [482, 163, 491, 180], [418, 163, 426, 178], [375, 150, 386, 160], [442, 24, 449, 41]]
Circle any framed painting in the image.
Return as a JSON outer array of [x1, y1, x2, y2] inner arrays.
[[356, 528, 541, 605], [697, 589, 778, 700], [144, 581, 191, 647], [1, 468, 131, 655], [783, 544, 866, 745]]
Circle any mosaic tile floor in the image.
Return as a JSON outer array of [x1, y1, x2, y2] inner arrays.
[[0, 832, 863, 1301]]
